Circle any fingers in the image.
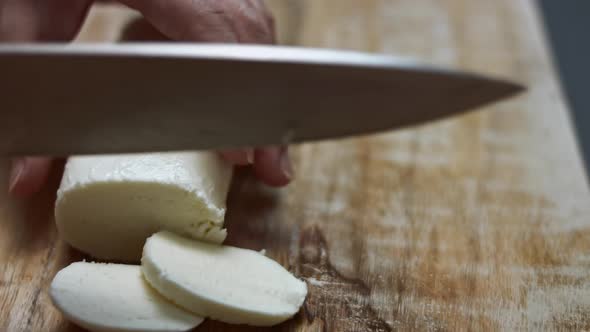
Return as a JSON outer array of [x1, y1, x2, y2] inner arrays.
[[8, 157, 54, 198], [219, 147, 294, 187], [0, 0, 93, 41], [253, 147, 293, 187], [116, 0, 275, 43], [219, 149, 255, 166]]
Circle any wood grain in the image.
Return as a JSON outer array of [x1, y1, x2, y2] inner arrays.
[[2, 1, 590, 331]]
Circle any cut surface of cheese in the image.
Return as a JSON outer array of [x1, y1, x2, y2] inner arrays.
[[55, 152, 232, 261], [141, 231, 308, 326], [50, 262, 203, 332]]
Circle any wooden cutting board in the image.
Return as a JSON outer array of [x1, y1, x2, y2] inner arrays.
[[1, 0, 589, 331]]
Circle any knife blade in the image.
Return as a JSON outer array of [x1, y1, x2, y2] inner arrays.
[[0, 43, 524, 156]]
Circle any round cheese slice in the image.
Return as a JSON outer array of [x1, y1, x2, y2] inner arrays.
[[55, 151, 232, 262], [141, 231, 308, 326], [50, 262, 203, 332]]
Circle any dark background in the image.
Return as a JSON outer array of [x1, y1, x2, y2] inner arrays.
[[538, 1, 590, 174]]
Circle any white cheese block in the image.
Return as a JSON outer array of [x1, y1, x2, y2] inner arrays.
[[141, 231, 308, 326], [55, 152, 232, 261], [50, 262, 203, 332]]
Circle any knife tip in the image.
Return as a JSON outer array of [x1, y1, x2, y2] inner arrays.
[[504, 80, 527, 96], [478, 77, 527, 107]]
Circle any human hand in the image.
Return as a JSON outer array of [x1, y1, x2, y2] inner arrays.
[[2, 0, 292, 197]]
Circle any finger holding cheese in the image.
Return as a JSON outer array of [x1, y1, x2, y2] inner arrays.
[[50, 262, 203, 332], [55, 152, 232, 262], [141, 231, 308, 326]]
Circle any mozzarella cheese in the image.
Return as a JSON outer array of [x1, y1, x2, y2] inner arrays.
[[141, 231, 308, 326], [55, 152, 232, 261], [50, 262, 203, 332]]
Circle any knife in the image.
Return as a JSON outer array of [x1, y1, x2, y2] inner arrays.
[[0, 43, 524, 156]]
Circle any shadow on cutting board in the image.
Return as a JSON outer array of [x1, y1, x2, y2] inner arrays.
[[1, 158, 90, 262], [0, 159, 65, 255], [224, 167, 289, 250]]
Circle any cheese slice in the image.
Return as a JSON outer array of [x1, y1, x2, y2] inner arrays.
[[55, 152, 232, 261], [50, 262, 203, 332], [141, 231, 308, 326]]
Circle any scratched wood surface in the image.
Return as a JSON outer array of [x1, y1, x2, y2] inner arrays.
[[1, 1, 590, 331]]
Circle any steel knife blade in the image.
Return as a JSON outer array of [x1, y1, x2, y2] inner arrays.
[[0, 43, 524, 156]]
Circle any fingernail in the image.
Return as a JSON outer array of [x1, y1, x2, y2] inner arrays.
[[246, 148, 255, 165], [280, 148, 294, 180], [9, 158, 25, 193]]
